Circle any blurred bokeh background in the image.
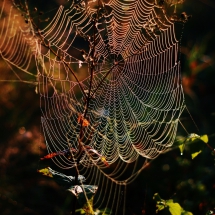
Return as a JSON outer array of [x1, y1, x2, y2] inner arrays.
[[0, 0, 215, 214]]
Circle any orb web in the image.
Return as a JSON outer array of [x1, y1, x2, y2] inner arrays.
[[0, 0, 186, 213], [35, 0, 185, 165]]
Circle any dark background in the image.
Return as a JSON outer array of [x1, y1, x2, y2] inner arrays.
[[0, 0, 215, 214]]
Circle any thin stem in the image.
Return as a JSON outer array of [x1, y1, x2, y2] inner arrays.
[[205, 142, 215, 152]]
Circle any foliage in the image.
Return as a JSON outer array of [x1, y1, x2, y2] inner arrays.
[[153, 193, 193, 215], [175, 134, 211, 159], [205, 210, 214, 215], [76, 208, 112, 215]]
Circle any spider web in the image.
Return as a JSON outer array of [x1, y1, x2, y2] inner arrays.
[[0, 0, 186, 213], [36, 0, 185, 164]]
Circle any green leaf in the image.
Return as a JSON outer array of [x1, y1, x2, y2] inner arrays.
[[186, 133, 209, 144], [177, 133, 209, 157], [168, 202, 182, 215], [188, 135, 206, 158], [191, 150, 202, 159], [174, 133, 208, 156], [189, 143, 204, 155], [75, 208, 86, 214], [153, 193, 166, 213], [179, 143, 185, 155], [200, 134, 208, 143], [156, 203, 166, 212], [186, 133, 200, 142], [182, 211, 193, 215], [153, 193, 193, 215]]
